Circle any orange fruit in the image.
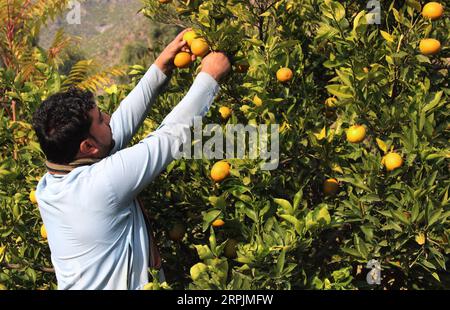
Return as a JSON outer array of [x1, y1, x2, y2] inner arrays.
[[168, 223, 185, 241], [158, 0, 172, 3], [363, 67, 370, 73], [212, 219, 225, 227], [191, 38, 209, 57], [276, 67, 293, 83], [422, 2, 444, 20], [419, 39, 441, 55], [40, 224, 47, 239], [174, 52, 192, 68], [183, 30, 197, 47], [211, 161, 230, 182], [29, 190, 37, 204], [382, 152, 403, 171], [219, 106, 232, 120], [346, 125, 366, 143], [323, 178, 339, 196], [224, 239, 238, 259]]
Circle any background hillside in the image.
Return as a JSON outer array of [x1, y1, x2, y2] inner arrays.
[[39, 0, 176, 68]]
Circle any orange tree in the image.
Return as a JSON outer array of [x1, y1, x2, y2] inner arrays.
[[0, 0, 448, 290], [0, 0, 125, 289], [139, 0, 449, 289]]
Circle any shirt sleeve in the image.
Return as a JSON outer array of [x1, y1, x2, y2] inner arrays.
[[109, 64, 170, 154], [98, 72, 220, 205]]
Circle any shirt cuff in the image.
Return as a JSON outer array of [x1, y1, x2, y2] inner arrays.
[[194, 72, 220, 97]]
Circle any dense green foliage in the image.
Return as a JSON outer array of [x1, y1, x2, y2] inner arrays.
[[1, 0, 449, 290]]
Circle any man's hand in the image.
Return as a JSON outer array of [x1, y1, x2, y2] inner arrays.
[[154, 29, 194, 75], [200, 52, 231, 82]]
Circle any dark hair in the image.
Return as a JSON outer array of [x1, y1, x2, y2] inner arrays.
[[32, 87, 96, 164]]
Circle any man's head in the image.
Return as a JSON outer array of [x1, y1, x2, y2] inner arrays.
[[32, 88, 115, 164]]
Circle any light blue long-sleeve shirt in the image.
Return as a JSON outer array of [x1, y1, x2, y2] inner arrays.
[[36, 65, 220, 290]]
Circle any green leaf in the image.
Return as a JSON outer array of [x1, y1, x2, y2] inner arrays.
[[244, 208, 257, 222], [331, 1, 346, 21], [406, 0, 422, 12], [341, 247, 363, 258], [428, 209, 442, 227], [423, 91, 443, 113], [194, 245, 214, 260], [208, 196, 226, 208], [326, 84, 354, 99], [276, 249, 286, 276], [293, 188, 303, 210], [335, 69, 353, 88], [316, 206, 331, 225], [416, 55, 431, 64], [202, 210, 222, 232], [376, 138, 388, 153], [360, 225, 374, 241], [274, 198, 293, 215], [380, 30, 394, 43], [278, 213, 297, 223]]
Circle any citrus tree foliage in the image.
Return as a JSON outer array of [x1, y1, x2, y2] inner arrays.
[[0, 0, 449, 290], [140, 0, 449, 290]]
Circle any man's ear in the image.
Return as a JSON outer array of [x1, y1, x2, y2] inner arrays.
[[79, 138, 99, 157]]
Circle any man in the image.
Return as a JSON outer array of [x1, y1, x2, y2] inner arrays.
[[32, 29, 231, 290]]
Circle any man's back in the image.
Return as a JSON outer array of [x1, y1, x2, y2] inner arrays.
[[36, 164, 149, 289]]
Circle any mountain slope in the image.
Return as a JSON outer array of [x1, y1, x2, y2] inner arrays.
[[39, 0, 160, 66]]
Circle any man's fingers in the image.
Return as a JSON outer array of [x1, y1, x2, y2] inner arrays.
[[175, 39, 187, 50]]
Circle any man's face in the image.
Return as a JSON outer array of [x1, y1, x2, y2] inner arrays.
[[86, 105, 115, 158]]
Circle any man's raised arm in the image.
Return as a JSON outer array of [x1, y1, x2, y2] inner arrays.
[[108, 30, 194, 154], [98, 52, 231, 205]]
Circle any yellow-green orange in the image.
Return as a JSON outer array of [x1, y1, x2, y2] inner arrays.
[[419, 39, 441, 55], [323, 178, 339, 196], [422, 2, 444, 20], [212, 219, 225, 227], [276, 67, 293, 83], [191, 38, 209, 57], [168, 223, 185, 241], [174, 52, 192, 68], [383, 152, 403, 171], [346, 125, 366, 143], [224, 239, 238, 259], [183, 30, 197, 47], [219, 106, 232, 120], [211, 161, 230, 182], [29, 190, 37, 204], [40, 224, 47, 239]]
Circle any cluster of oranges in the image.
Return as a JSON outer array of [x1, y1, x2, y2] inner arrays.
[[322, 124, 404, 196], [173, 30, 211, 69], [323, 2, 445, 196], [419, 2, 444, 55]]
